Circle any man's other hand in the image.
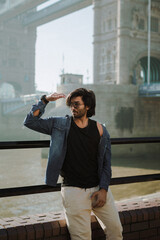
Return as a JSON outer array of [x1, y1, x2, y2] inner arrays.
[[91, 189, 107, 208]]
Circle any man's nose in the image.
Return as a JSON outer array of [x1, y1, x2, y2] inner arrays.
[[70, 104, 76, 109]]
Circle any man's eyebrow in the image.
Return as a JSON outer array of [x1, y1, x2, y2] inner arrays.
[[71, 101, 80, 103]]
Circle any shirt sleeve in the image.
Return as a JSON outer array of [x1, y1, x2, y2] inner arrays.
[[23, 100, 54, 135], [99, 128, 112, 191]]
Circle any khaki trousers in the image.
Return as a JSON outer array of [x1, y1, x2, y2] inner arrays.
[[61, 186, 123, 240]]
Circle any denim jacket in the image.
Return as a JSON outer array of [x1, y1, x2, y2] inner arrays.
[[24, 100, 112, 191]]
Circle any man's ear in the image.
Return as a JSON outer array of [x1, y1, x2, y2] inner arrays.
[[86, 106, 90, 111]]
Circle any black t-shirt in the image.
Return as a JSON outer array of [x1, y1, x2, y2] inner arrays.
[[61, 117, 100, 188]]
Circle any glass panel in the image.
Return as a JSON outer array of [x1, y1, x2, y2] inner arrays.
[[0, 0, 160, 218], [0, 144, 159, 217], [0, 3, 93, 141], [111, 141, 160, 200], [0, 148, 63, 218]]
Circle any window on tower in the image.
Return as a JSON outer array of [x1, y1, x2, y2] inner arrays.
[[151, 17, 159, 32], [138, 18, 145, 30]]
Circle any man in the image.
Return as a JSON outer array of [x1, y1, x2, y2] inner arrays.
[[24, 88, 123, 240]]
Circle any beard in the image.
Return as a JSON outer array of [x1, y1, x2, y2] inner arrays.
[[72, 109, 87, 119]]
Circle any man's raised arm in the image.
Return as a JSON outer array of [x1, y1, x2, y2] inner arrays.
[[24, 93, 66, 135], [33, 93, 66, 117]]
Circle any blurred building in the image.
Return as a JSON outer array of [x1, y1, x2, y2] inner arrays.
[[93, 0, 160, 85], [0, 0, 160, 148], [0, 11, 36, 96], [0, 0, 159, 96], [60, 73, 83, 85]]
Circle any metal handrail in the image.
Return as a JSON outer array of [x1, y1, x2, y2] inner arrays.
[[0, 137, 160, 149], [0, 174, 160, 198]]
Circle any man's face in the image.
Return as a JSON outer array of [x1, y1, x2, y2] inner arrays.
[[70, 96, 89, 119]]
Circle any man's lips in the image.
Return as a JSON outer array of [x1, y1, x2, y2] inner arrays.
[[72, 111, 77, 114]]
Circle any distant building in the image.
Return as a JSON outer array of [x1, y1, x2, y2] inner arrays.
[[60, 73, 83, 85], [0, 11, 36, 96], [93, 0, 160, 85]]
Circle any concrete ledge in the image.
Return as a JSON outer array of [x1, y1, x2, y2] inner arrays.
[[0, 193, 160, 240]]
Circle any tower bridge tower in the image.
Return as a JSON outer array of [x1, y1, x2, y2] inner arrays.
[[93, 0, 160, 86], [0, 3, 36, 96], [0, 0, 160, 96]]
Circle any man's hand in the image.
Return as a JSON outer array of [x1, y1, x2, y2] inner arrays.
[[91, 189, 107, 208], [33, 93, 66, 117], [46, 93, 66, 102]]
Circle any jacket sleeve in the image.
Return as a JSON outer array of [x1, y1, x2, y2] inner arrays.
[[23, 100, 54, 135], [99, 129, 112, 191]]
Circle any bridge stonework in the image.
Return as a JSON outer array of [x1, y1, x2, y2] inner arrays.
[[0, 0, 160, 94], [57, 83, 160, 157], [0, 193, 160, 240], [93, 0, 160, 85], [0, 11, 36, 95]]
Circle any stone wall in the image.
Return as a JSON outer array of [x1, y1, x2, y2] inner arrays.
[[57, 83, 160, 157], [0, 83, 160, 155]]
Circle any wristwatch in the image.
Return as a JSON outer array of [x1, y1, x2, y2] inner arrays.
[[41, 95, 49, 104]]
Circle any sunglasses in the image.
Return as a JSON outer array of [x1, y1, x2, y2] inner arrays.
[[70, 102, 84, 109]]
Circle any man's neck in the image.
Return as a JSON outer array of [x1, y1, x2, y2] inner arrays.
[[73, 116, 89, 128]]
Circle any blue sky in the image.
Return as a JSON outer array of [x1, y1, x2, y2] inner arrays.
[[35, 3, 93, 92]]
